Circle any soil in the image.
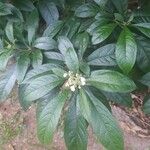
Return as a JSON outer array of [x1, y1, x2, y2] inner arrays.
[[0, 91, 150, 150]]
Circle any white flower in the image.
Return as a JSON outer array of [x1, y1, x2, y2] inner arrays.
[[80, 77, 86, 85], [70, 85, 76, 92], [78, 85, 81, 89], [63, 73, 68, 78]]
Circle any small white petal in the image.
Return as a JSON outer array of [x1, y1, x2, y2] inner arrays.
[[78, 86, 81, 89], [65, 82, 69, 87], [63, 73, 68, 78], [70, 85, 76, 92]]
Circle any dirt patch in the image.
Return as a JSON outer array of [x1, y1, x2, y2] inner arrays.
[[0, 93, 150, 150]]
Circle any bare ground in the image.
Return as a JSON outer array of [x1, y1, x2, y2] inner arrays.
[[0, 93, 150, 150]]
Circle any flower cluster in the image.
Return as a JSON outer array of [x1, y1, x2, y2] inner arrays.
[[63, 71, 86, 92]]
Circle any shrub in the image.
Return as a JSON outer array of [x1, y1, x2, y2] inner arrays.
[[0, 0, 150, 149]]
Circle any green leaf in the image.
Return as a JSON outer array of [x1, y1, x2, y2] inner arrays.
[[75, 3, 99, 18], [87, 44, 116, 66], [13, 0, 35, 12], [79, 61, 90, 76], [89, 87, 111, 111], [58, 18, 80, 39], [58, 36, 79, 73], [111, 0, 128, 14], [18, 84, 32, 111], [7, 4, 24, 22], [94, 0, 108, 7], [136, 36, 150, 72], [79, 89, 124, 150], [33, 37, 57, 50], [21, 74, 64, 102], [0, 50, 12, 71], [87, 70, 136, 93], [23, 63, 61, 83], [44, 52, 64, 61], [92, 23, 116, 45], [133, 23, 150, 38], [64, 93, 88, 150], [115, 27, 137, 74], [27, 9, 39, 45], [140, 72, 150, 87], [39, 0, 59, 25], [5, 22, 14, 43], [0, 2, 12, 16], [32, 50, 43, 68], [74, 32, 89, 59], [103, 92, 132, 107], [142, 95, 150, 115], [0, 39, 3, 49], [43, 21, 64, 38], [16, 53, 30, 83], [0, 66, 16, 102], [37, 90, 69, 144]]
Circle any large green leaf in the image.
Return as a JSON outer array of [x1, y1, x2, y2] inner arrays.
[[0, 2, 12, 16], [13, 0, 35, 12], [79, 89, 124, 150], [64, 93, 88, 150], [136, 36, 150, 72], [27, 9, 39, 45], [21, 74, 64, 102], [58, 36, 79, 72], [115, 27, 137, 74], [75, 3, 99, 18], [31, 50, 43, 68], [94, 0, 108, 7], [0, 66, 16, 102], [23, 63, 61, 83], [44, 52, 64, 61], [92, 23, 116, 45], [16, 53, 30, 83], [133, 23, 150, 38], [33, 37, 57, 50], [37, 90, 69, 144], [87, 44, 116, 66], [102, 92, 132, 107], [43, 21, 64, 38], [18, 84, 32, 111], [87, 70, 136, 93], [140, 72, 150, 87], [39, 0, 59, 25]]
